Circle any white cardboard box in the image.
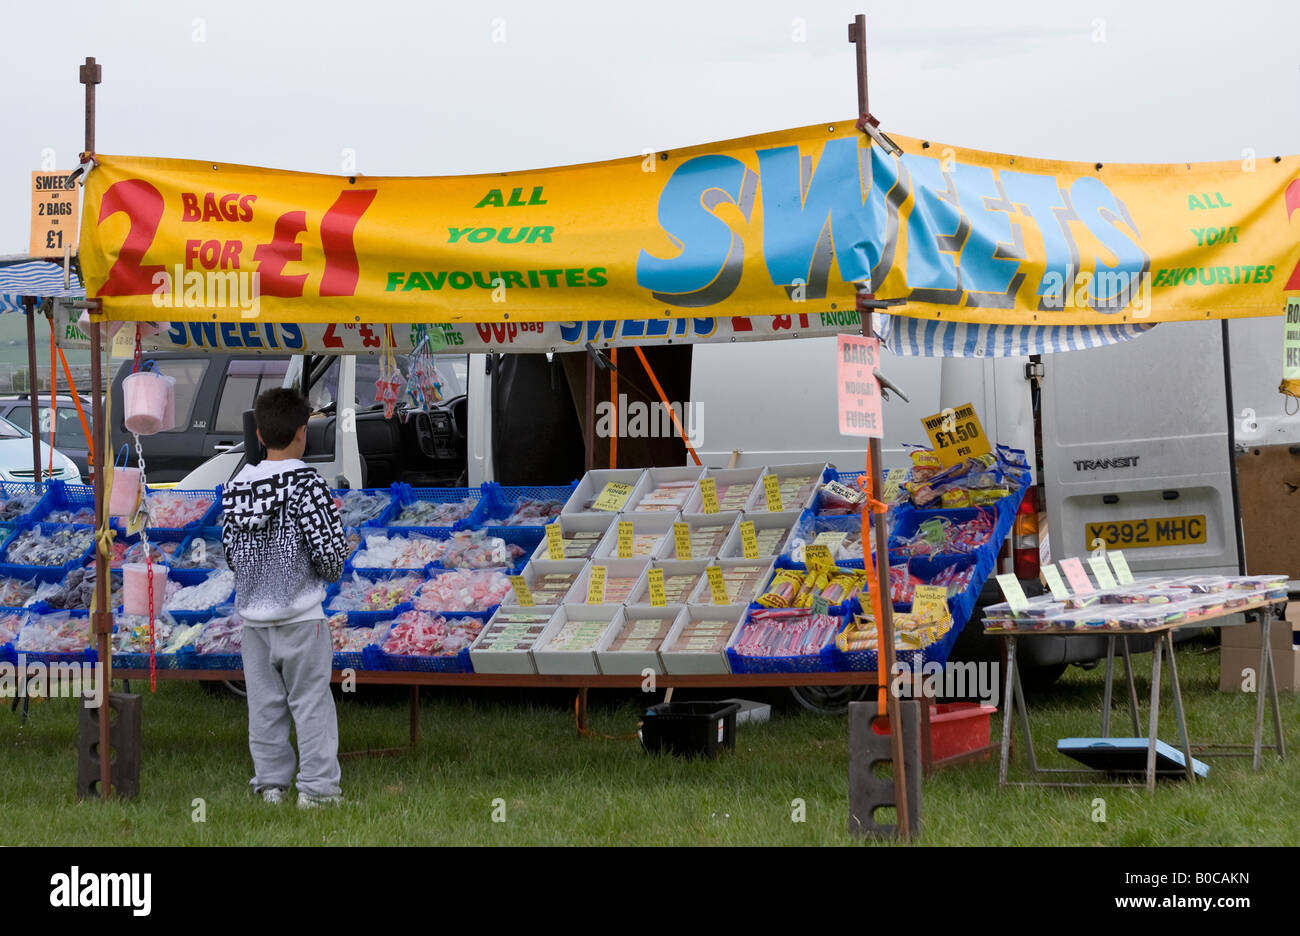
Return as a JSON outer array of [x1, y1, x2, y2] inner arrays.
[[660, 604, 747, 675], [561, 469, 649, 518], [595, 605, 685, 675], [469, 605, 558, 674], [533, 604, 623, 675]]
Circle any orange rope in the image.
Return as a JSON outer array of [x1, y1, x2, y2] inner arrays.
[[56, 346, 93, 469], [632, 346, 701, 466], [47, 316, 57, 478], [859, 452, 890, 712], [609, 349, 618, 468]]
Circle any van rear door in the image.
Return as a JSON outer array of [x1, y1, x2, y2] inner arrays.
[[1040, 320, 1239, 575]]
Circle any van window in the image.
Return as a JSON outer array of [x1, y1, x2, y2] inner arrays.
[[214, 359, 290, 432], [142, 359, 209, 433], [309, 354, 466, 411]]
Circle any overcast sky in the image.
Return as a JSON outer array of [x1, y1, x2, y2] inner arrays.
[[3, 0, 1297, 254]]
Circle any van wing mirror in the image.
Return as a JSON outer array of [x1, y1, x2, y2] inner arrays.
[[242, 410, 265, 466]]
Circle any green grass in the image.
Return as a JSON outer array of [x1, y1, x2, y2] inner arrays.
[[2, 637, 1297, 845]]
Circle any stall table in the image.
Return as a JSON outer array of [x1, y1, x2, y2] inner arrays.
[[990, 598, 1287, 791]]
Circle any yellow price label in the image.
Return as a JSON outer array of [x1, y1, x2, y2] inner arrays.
[[699, 477, 719, 514], [592, 481, 635, 512], [111, 326, 137, 359], [587, 565, 607, 604], [762, 473, 783, 512], [882, 467, 906, 502], [739, 521, 759, 559], [673, 522, 693, 560], [912, 584, 949, 620], [804, 544, 834, 568], [509, 575, 535, 607], [545, 523, 565, 560], [706, 566, 730, 605], [617, 521, 634, 559], [647, 567, 666, 607], [919, 402, 991, 469]]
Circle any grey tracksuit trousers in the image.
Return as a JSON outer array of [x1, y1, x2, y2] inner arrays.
[[241, 618, 341, 797]]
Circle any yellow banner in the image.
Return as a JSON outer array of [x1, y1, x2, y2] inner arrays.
[[79, 123, 1300, 324]]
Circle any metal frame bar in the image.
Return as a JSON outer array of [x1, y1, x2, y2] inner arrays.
[[998, 601, 1286, 790]]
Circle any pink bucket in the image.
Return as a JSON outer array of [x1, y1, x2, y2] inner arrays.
[[122, 370, 176, 435], [109, 467, 142, 518], [122, 562, 168, 617]]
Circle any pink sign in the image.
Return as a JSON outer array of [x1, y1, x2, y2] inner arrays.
[[837, 335, 883, 438], [1059, 557, 1095, 594]]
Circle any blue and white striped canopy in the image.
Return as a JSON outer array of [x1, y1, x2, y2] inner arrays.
[[0, 259, 83, 312], [875, 313, 1156, 357]]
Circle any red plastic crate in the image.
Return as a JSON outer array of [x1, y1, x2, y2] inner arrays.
[[873, 702, 995, 762]]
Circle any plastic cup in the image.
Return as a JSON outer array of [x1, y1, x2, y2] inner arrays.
[[122, 371, 176, 435], [122, 562, 168, 616]]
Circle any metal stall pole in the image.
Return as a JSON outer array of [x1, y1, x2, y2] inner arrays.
[[79, 55, 113, 800], [1221, 320, 1247, 575], [849, 13, 910, 840], [23, 297, 42, 484]]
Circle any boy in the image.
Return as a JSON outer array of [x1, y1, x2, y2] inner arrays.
[[221, 387, 349, 808]]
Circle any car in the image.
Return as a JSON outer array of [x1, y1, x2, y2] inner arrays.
[[0, 393, 93, 479], [0, 412, 82, 483]]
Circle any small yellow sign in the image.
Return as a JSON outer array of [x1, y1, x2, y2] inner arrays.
[[706, 566, 729, 605], [592, 481, 634, 512], [509, 575, 535, 607], [699, 477, 719, 514], [587, 565, 607, 604], [920, 402, 991, 468], [912, 584, 949, 621], [882, 467, 906, 502], [617, 521, 634, 559], [30, 170, 79, 258], [647, 567, 667, 607], [739, 521, 759, 559], [545, 523, 566, 560], [762, 474, 783, 512], [804, 544, 833, 568], [673, 522, 692, 560], [110, 326, 137, 359]]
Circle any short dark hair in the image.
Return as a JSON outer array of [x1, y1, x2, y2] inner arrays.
[[254, 387, 310, 449]]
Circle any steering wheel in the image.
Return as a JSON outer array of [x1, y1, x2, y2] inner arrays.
[[412, 408, 439, 459]]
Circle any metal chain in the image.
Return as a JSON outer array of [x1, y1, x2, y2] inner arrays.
[[132, 429, 157, 690]]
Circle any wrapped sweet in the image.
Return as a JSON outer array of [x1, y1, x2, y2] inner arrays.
[[113, 612, 200, 654], [164, 570, 234, 612], [732, 607, 839, 657], [46, 506, 97, 524], [383, 610, 482, 656], [0, 610, 23, 643], [544, 617, 607, 652], [414, 569, 512, 612], [2, 525, 92, 566], [473, 611, 549, 652], [334, 491, 391, 527], [0, 491, 42, 523], [329, 612, 387, 652], [501, 498, 565, 525], [606, 615, 675, 652], [329, 573, 423, 611], [0, 575, 40, 608], [635, 480, 695, 512], [169, 536, 227, 571], [145, 491, 214, 528], [392, 497, 477, 526], [352, 532, 444, 568], [195, 610, 243, 655], [16, 610, 88, 653], [663, 617, 735, 654], [435, 530, 524, 570]]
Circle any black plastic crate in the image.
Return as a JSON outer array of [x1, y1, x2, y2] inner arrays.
[[640, 700, 741, 758]]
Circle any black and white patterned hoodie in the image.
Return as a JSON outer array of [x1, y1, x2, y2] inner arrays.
[[220, 459, 348, 626]]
